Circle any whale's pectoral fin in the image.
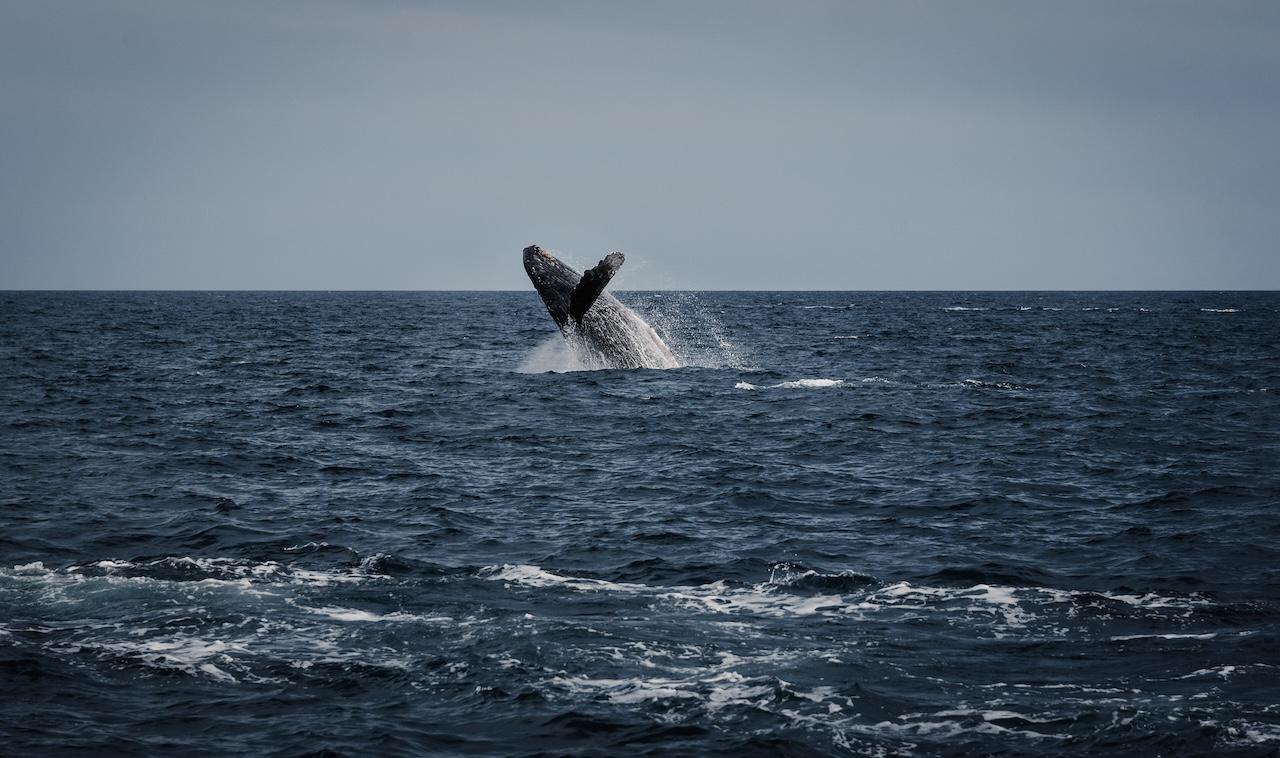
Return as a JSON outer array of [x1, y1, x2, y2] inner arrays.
[[569, 252, 625, 322]]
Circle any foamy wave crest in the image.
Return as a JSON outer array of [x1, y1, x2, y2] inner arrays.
[[480, 564, 649, 594], [854, 707, 1070, 742], [479, 564, 1220, 636], [735, 378, 844, 390], [2, 558, 432, 684], [551, 665, 838, 712], [59, 556, 387, 586]]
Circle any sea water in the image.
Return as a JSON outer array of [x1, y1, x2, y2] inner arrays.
[[1, 291, 1278, 756]]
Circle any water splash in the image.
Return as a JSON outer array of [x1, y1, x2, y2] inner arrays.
[[517, 292, 747, 372], [516, 335, 596, 373], [634, 292, 748, 369]]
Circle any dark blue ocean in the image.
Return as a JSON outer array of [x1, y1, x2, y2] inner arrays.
[[2, 290, 1278, 757]]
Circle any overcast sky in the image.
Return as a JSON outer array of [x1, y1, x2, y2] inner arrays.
[[3, 0, 1278, 290]]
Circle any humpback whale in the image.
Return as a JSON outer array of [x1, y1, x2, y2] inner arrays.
[[523, 245, 679, 370]]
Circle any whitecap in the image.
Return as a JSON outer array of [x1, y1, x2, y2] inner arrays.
[[1223, 721, 1280, 745], [778, 378, 843, 389], [300, 605, 448, 624], [1110, 632, 1218, 641], [735, 378, 844, 390], [480, 564, 646, 594]]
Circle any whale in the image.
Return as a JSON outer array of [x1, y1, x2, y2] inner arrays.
[[523, 245, 679, 370]]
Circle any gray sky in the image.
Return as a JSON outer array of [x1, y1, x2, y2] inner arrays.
[[3, 0, 1278, 290]]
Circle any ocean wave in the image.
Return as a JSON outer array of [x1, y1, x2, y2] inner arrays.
[[478, 564, 1222, 635], [1, 557, 445, 686], [5, 290, 1279, 756], [58, 556, 389, 586], [735, 378, 844, 390]]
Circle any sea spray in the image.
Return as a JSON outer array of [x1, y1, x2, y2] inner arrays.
[[517, 291, 748, 372], [516, 335, 595, 373]]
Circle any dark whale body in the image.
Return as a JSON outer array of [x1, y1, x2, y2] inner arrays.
[[523, 245, 679, 370]]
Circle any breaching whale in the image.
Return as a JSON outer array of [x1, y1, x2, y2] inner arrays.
[[523, 245, 679, 370]]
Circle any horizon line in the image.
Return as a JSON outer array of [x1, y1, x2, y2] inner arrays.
[[2, 288, 1278, 294]]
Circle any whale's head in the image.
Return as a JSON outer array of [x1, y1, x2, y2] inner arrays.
[[523, 245, 578, 329]]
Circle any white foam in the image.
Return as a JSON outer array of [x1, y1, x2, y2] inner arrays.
[[661, 583, 851, 617], [551, 658, 831, 716], [52, 604, 428, 685], [780, 378, 843, 389], [933, 708, 1061, 725], [70, 634, 253, 683], [1179, 665, 1238, 679], [735, 378, 844, 390], [962, 378, 1018, 390], [307, 606, 389, 623], [966, 584, 1020, 605], [1104, 592, 1212, 611], [59, 556, 382, 587], [1224, 721, 1280, 745], [199, 662, 238, 682], [483, 565, 864, 619], [303, 605, 450, 624], [0, 558, 442, 683], [1110, 632, 1218, 641], [478, 567, 1221, 640], [88, 559, 133, 570], [481, 564, 647, 594], [848, 707, 1074, 744], [557, 674, 703, 704]]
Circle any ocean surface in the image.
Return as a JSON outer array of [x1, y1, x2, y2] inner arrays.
[[2, 290, 1278, 757]]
